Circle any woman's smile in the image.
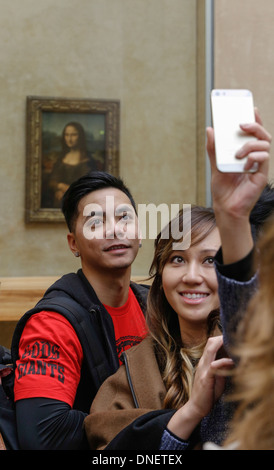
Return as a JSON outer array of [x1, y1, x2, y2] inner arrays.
[[179, 291, 210, 304]]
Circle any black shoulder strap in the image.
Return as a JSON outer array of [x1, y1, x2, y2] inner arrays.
[[12, 297, 112, 389], [0, 345, 11, 365]]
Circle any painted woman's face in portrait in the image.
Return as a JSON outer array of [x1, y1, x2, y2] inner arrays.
[[64, 125, 79, 149]]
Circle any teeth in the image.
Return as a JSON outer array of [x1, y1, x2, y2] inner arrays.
[[182, 293, 207, 299], [108, 245, 127, 250]]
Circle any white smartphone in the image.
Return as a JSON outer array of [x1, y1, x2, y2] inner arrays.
[[211, 89, 257, 172]]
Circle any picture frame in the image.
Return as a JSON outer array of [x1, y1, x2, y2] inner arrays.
[[25, 96, 120, 223]]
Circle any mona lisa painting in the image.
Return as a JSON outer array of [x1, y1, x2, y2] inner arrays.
[[25, 96, 120, 222]]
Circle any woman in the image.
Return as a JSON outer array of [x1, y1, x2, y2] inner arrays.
[[221, 216, 274, 450], [48, 122, 97, 207], [203, 108, 272, 450], [84, 205, 234, 450]]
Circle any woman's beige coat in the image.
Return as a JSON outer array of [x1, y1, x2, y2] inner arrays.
[[84, 336, 167, 449]]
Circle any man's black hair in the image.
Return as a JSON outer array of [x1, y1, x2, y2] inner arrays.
[[62, 171, 137, 232]]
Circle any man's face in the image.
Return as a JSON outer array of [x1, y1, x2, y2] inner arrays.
[[67, 187, 140, 274]]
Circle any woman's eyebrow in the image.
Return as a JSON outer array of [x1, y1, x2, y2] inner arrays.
[[199, 248, 218, 254]]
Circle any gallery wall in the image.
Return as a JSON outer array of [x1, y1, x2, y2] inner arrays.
[[0, 0, 200, 278], [214, 0, 274, 180], [1, 0, 273, 280]]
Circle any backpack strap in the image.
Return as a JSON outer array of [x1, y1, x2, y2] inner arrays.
[[0, 346, 12, 366], [49, 298, 112, 386], [12, 297, 113, 389]]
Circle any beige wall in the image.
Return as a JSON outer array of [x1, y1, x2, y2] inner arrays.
[[0, 0, 201, 278], [214, 0, 274, 180], [2, 1, 274, 280]]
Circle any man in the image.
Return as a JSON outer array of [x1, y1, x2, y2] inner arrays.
[[12, 171, 149, 449]]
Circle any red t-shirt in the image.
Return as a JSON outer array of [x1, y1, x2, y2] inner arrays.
[[14, 288, 147, 405], [103, 287, 148, 363]]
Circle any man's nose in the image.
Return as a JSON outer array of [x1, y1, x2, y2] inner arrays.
[[105, 217, 115, 239]]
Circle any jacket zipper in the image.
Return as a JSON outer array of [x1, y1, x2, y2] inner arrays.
[[121, 351, 139, 408]]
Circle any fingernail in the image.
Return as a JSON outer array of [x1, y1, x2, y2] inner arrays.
[[235, 149, 243, 158]]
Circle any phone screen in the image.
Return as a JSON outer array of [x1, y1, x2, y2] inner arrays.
[[211, 89, 256, 172]]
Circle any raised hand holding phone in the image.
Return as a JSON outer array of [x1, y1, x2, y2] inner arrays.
[[207, 100, 271, 265]]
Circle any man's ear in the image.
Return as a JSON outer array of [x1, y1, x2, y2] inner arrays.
[[67, 232, 80, 257], [137, 222, 142, 248]]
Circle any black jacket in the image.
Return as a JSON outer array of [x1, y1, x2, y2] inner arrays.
[[12, 269, 149, 413], [11, 270, 149, 449]]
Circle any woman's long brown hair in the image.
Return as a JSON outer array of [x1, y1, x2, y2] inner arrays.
[[146, 205, 221, 409]]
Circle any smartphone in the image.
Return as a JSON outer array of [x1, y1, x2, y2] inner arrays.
[[211, 89, 257, 172]]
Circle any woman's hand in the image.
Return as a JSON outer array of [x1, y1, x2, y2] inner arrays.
[[207, 110, 271, 264], [188, 336, 233, 419], [207, 109, 271, 220], [167, 336, 233, 441]]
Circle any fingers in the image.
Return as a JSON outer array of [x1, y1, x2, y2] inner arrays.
[[235, 121, 271, 174], [202, 336, 234, 370], [239, 121, 272, 143], [244, 153, 269, 172], [206, 127, 217, 172], [235, 139, 270, 172], [235, 139, 271, 160], [206, 118, 272, 178], [255, 107, 263, 126], [210, 357, 234, 372], [201, 335, 224, 365]]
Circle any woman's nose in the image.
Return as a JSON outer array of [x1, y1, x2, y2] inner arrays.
[[181, 263, 203, 284]]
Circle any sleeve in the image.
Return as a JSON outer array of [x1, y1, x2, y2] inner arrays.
[[14, 311, 88, 450], [14, 311, 83, 407], [214, 253, 258, 351], [159, 428, 191, 450], [105, 410, 176, 450], [15, 398, 88, 450], [214, 247, 255, 282]]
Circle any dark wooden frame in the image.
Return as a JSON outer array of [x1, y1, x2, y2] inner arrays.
[[25, 96, 120, 222]]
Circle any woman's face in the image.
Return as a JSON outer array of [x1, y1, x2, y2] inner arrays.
[[162, 227, 221, 343], [64, 125, 79, 149]]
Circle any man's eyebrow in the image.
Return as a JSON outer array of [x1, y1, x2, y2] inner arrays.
[[115, 204, 135, 214], [84, 210, 105, 220]]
